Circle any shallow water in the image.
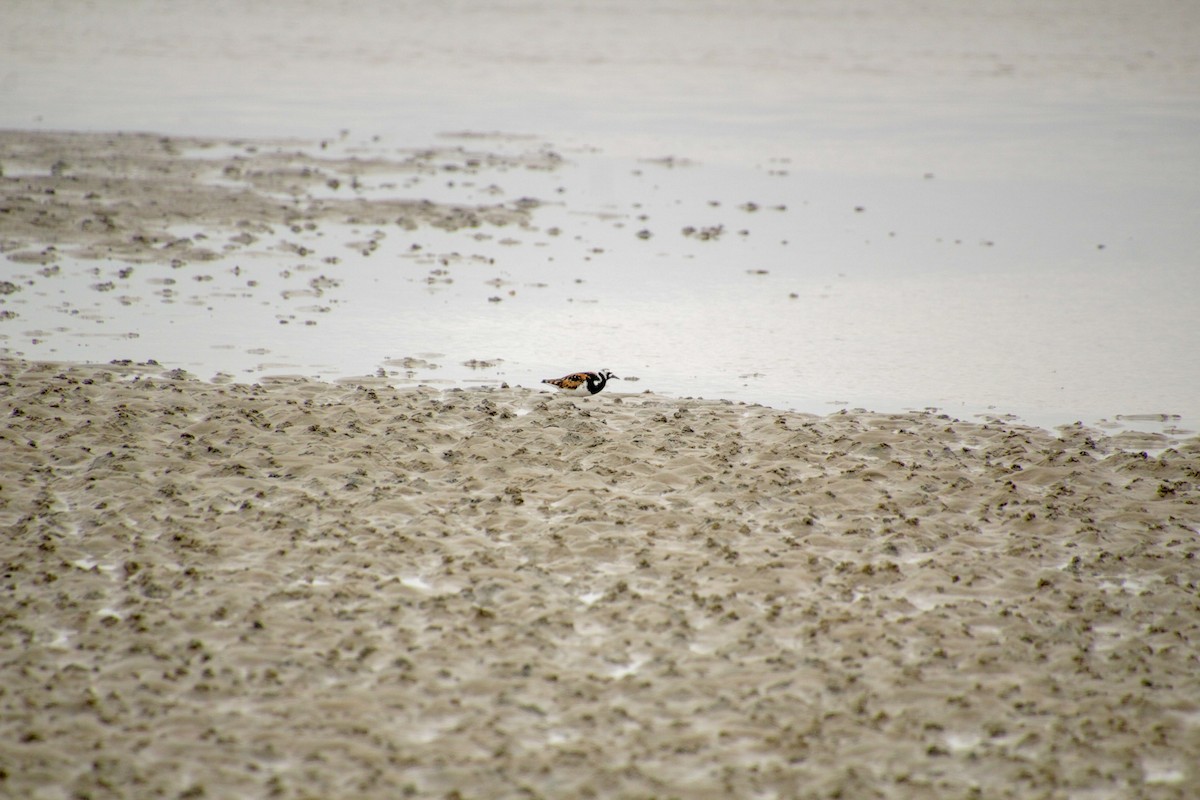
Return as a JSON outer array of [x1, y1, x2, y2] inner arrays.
[[3, 0, 1199, 433]]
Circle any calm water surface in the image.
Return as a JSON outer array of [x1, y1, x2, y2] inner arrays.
[[3, 0, 1198, 432]]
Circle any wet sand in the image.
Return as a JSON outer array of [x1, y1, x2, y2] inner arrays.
[[4, 128, 1199, 432], [2, 357, 1198, 798], [0, 129, 543, 267]]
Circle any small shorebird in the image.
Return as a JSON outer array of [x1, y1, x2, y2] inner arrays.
[[541, 369, 618, 396]]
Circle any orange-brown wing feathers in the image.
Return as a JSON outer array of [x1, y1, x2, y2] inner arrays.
[[542, 371, 592, 390]]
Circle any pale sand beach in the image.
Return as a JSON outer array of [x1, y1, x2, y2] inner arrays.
[[2, 357, 1198, 798], [3, 2, 1200, 795]]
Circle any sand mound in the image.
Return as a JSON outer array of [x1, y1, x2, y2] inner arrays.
[[2, 359, 1198, 798]]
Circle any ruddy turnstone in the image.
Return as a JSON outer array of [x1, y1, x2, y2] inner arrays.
[[541, 369, 618, 395]]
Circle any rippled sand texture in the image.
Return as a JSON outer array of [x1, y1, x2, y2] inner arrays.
[[2, 359, 1198, 798]]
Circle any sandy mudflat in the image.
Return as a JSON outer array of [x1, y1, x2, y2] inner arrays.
[[1, 358, 1198, 799], [0, 129, 543, 267]]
